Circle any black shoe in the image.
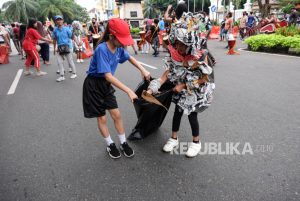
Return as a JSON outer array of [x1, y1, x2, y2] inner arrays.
[[120, 142, 134, 158], [134, 51, 138, 55], [106, 143, 121, 159]]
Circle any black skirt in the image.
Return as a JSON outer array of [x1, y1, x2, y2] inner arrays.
[[82, 76, 118, 118]]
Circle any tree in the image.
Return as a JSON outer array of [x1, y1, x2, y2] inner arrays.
[[278, 0, 299, 13], [143, 0, 160, 18], [2, 0, 39, 23], [39, 0, 74, 22], [257, 0, 271, 18]]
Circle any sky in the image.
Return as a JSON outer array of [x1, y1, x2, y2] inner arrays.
[[0, 0, 97, 11], [75, 0, 98, 11]]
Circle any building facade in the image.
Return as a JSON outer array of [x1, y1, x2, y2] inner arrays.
[[116, 0, 144, 28]]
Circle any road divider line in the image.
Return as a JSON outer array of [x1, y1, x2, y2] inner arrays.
[[7, 69, 23, 95], [139, 62, 158, 69]]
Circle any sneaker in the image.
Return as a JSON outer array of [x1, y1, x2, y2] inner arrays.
[[162, 138, 179, 153], [120, 142, 134, 158], [69, 68, 72, 73], [24, 70, 33, 76], [70, 74, 77, 79], [185, 142, 201, 158], [36, 71, 47, 76], [77, 59, 80, 63], [56, 76, 65, 82], [80, 59, 84, 63], [107, 143, 121, 159], [145, 51, 149, 54]]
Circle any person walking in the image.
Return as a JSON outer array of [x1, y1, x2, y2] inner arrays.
[[52, 15, 77, 82], [82, 18, 151, 159], [19, 24, 27, 59], [72, 21, 85, 63], [247, 12, 256, 28], [239, 11, 248, 40], [289, 8, 298, 26], [89, 18, 101, 50], [22, 19, 52, 76], [37, 21, 51, 65], [11, 23, 22, 55], [150, 19, 160, 57], [158, 18, 165, 49]]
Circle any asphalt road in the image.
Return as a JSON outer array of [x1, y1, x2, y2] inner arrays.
[[0, 40, 299, 201]]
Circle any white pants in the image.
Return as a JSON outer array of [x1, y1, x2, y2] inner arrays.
[[57, 53, 76, 76]]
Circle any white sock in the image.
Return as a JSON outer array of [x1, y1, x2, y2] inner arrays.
[[118, 134, 126, 144], [104, 135, 114, 146]]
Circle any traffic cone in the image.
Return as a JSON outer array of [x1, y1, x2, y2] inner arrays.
[[82, 37, 93, 59], [227, 40, 240, 55], [0, 44, 9, 64]]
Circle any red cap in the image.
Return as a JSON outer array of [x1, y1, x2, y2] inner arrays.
[[109, 18, 134, 46]]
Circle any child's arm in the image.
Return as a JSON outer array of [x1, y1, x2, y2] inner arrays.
[[105, 73, 137, 102], [128, 56, 151, 80], [147, 70, 169, 94], [164, 5, 173, 23]]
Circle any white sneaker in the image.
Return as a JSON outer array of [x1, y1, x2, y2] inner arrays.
[[24, 70, 33, 76], [56, 76, 65, 82], [145, 51, 149, 54], [162, 138, 179, 152], [36, 71, 47, 76], [77, 59, 80, 63], [185, 142, 201, 158], [70, 74, 77, 79], [80, 59, 84, 63]]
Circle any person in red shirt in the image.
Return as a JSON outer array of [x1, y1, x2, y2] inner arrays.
[[12, 23, 21, 55], [23, 19, 52, 76]]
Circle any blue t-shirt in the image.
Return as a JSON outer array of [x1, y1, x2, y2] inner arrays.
[[86, 42, 130, 77], [158, 20, 165, 31], [52, 26, 73, 49], [247, 16, 255, 27]]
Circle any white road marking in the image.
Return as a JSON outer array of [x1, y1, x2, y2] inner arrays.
[[7, 69, 23, 95], [139, 62, 158, 69], [238, 48, 300, 59]]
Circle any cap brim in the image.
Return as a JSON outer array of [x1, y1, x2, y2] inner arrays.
[[115, 34, 134, 46]]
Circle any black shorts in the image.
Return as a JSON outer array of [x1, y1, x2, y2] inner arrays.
[[83, 76, 118, 118]]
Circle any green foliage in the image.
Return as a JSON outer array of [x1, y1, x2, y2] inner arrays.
[[234, 21, 239, 26], [245, 34, 300, 51], [281, 4, 295, 14], [275, 25, 300, 37], [130, 27, 140, 34], [1, 0, 89, 24], [2, 0, 40, 23]]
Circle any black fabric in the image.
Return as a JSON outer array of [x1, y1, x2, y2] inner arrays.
[[172, 105, 199, 137], [83, 76, 118, 118], [39, 43, 49, 61], [58, 44, 70, 55], [92, 38, 99, 50], [128, 79, 174, 140]]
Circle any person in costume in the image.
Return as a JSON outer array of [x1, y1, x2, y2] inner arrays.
[[147, 10, 215, 158], [82, 18, 151, 159], [72, 21, 85, 63]]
